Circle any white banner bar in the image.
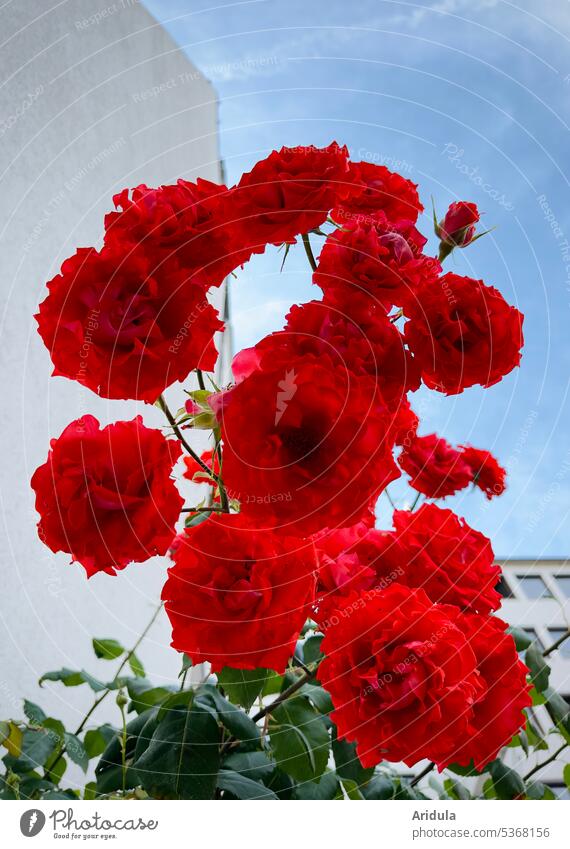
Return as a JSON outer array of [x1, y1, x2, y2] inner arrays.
[[2, 799, 570, 848]]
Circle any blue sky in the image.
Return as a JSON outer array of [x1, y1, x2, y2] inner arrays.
[[144, 0, 570, 557]]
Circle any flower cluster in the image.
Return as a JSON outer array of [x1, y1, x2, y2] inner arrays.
[[32, 144, 529, 773]]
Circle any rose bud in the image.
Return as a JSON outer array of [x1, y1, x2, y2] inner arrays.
[[435, 201, 481, 260]]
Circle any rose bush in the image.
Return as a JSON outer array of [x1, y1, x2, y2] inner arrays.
[[14, 142, 567, 803]]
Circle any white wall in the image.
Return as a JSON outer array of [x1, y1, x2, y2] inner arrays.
[[0, 0, 224, 740]]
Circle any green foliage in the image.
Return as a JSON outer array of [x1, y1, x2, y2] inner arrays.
[[3, 625, 570, 801]]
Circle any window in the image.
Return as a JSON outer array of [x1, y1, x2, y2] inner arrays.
[[555, 575, 570, 598], [496, 575, 514, 598], [546, 629, 570, 659], [516, 575, 553, 600]]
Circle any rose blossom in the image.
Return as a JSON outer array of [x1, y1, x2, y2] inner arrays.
[[212, 356, 400, 535], [229, 142, 351, 248], [461, 445, 507, 499], [437, 201, 480, 249], [398, 433, 472, 498], [332, 161, 423, 224], [314, 216, 439, 313], [36, 246, 223, 402], [31, 416, 183, 577], [162, 514, 316, 672], [404, 273, 524, 394], [317, 584, 485, 768]]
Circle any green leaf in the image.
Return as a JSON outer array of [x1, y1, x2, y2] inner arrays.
[[564, 763, 570, 789], [443, 778, 471, 800], [63, 734, 88, 773], [133, 702, 220, 800], [543, 687, 570, 742], [507, 626, 534, 652], [298, 682, 333, 715], [268, 697, 330, 782], [200, 687, 260, 743], [84, 725, 116, 759], [1, 722, 22, 757], [331, 730, 374, 786], [95, 711, 150, 795], [178, 654, 193, 678], [446, 760, 486, 778], [223, 751, 275, 782], [39, 668, 84, 687], [10, 729, 58, 772], [261, 672, 283, 696], [302, 635, 324, 666], [217, 770, 277, 799], [361, 773, 395, 800], [482, 777, 496, 799], [127, 681, 176, 714], [340, 777, 364, 799], [294, 771, 339, 800], [129, 653, 145, 678], [84, 782, 98, 800], [525, 643, 550, 693], [93, 638, 124, 660], [39, 668, 108, 692], [23, 700, 47, 725], [216, 668, 269, 710], [489, 760, 525, 800], [526, 781, 556, 800]]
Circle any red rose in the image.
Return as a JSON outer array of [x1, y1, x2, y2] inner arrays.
[[452, 614, 531, 771], [314, 217, 439, 313], [36, 247, 223, 402], [405, 273, 524, 394], [31, 416, 183, 577], [390, 398, 419, 446], [332, 161, 423, 224], [213, 356, 400, 535], [104, 178, 245, 286], [438, 201, 480, 249], [230, 142, 351, 248], [398, 433, 472, 499], [461, 445, 506, 499], [389, 504, 502, 613], [317, 584, 485, 768], [162, 514, 316, 672], [232, 298, 419, 411]]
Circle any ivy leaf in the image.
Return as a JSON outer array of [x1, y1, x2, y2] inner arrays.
[[93, 638, 124, 660], [217, 770, 277, 799], [525, 643, 550, 693], [216, 667, 269, 710], [64, 734, 89, 773], [133, 702, 220, 800], [268, 697, 330, 782], [489, 760, 525, 800]]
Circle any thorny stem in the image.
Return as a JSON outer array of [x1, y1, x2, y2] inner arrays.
[[180, 506, 225, 514], [542, 629, 570, 658], [410, 762, 436, 787], [523, 741, 569, 781], [410, 491, 423, 512], [157, 394, 218, 484], [302, 233, 317, 271], [196, 369, 206, 391]]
